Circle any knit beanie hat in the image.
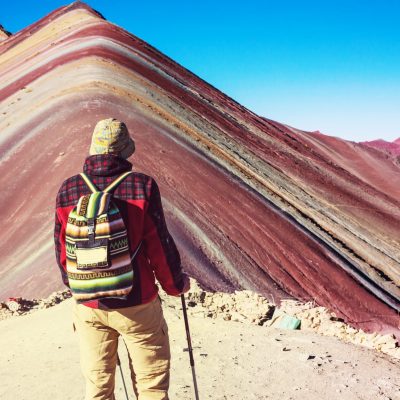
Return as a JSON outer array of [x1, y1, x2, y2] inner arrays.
[[89, 118, 135, 159]]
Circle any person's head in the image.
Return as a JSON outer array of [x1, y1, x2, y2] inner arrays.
[[89, 118, 135, 159]]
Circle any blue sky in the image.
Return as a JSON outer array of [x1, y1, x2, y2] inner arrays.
[[2, 1, 399, 142]]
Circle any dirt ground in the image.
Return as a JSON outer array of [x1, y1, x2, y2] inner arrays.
[[0, 291, 399, 400]]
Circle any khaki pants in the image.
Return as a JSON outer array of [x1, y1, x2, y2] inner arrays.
[[72, 296, 170, 400]]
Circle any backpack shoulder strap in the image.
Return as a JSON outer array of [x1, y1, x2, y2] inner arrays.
[[80, 173, 99, 193], [104, 171, 132, 193]]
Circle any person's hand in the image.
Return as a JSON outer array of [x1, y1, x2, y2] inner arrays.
[[180, 273, 190, 294]]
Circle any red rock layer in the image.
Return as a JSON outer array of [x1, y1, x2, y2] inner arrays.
[[359, 138, 400, 157], [0, 2, 398, 338]]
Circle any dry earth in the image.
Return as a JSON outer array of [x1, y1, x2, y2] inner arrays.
[[0, 281, 399, 400]]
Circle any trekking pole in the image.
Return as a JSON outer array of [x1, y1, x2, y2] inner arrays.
[[117, 352, 129, 400], [181, 294, 200, 400]]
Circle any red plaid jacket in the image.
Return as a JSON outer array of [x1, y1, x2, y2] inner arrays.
[[54, 154, 185, 309]]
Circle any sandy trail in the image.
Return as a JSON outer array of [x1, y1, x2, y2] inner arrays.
[[1, 294, 399, 400]]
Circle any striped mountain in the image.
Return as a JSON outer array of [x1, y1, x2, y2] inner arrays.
[[0, 1, 399, 338]]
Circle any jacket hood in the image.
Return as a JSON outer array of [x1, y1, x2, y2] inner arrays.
[[83, 154, 132, 176]]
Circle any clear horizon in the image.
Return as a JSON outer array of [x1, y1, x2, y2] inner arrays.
[[1, 0, 399, 142]]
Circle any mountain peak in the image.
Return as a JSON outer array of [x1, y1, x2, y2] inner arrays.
[[359, 138, 400, 157], [0, 24, 12, 41], [61, 1, 105, 20], [0, 1, 105, 53]]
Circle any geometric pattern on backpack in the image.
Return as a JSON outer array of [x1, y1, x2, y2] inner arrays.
[[65, 171, 142, 302]]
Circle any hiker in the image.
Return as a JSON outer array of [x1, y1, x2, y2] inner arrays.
[[54, 118, 190, 400]]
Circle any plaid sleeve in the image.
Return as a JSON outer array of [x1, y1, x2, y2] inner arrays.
[[143, 178, 184, 295], [54, 188, 70, 288]]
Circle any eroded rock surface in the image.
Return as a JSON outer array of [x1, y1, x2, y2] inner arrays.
[[0, 2, 399, 339]]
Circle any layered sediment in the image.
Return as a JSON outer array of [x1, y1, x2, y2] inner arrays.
[[0, 2, 399, 338]]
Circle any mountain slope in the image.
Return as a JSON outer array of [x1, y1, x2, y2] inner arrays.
[[0, 1, 399, 337]]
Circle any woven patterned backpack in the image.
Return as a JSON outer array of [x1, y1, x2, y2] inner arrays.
[[65, 172, 141, 302]]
